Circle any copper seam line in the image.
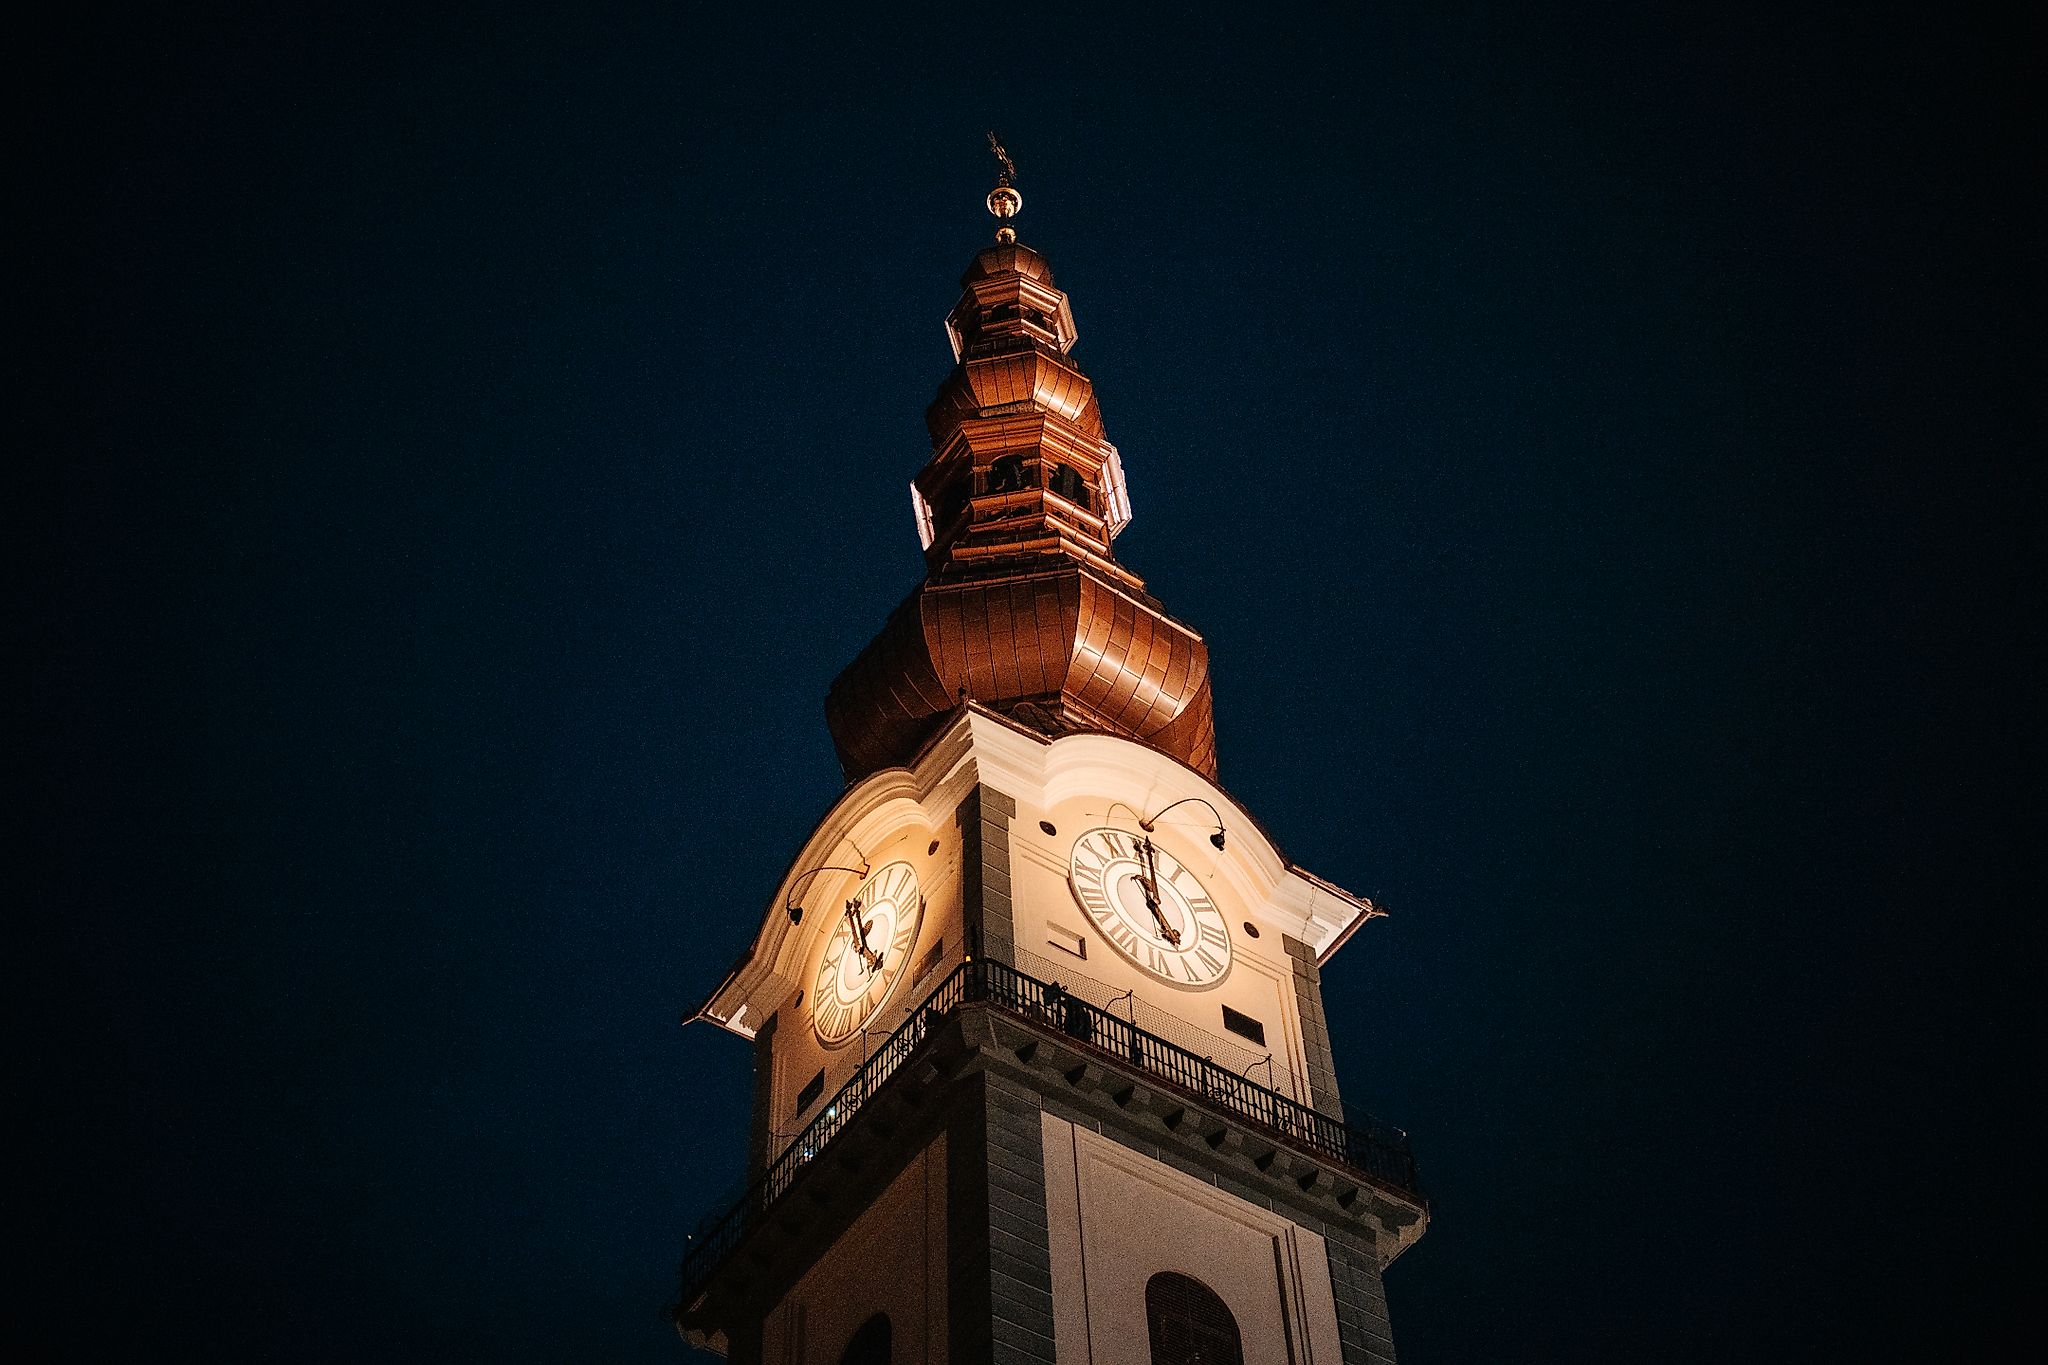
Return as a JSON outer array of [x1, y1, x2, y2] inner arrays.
[[1011, 578, 1047, 696], [986, 586, 1021, 697], [1042, 574, 1075, 696], [875, 675, 920, 741], [1087, 613, 1136, 718], [1041, 365, 1077, 421], [1115, 615, 1172, 730], [1101, 602, 1152, 723], [964, 588, 996, 697], [1013, 579, 1044, 696], [1095, 593, 1140, 710], [1139, 616, 1183, 726], [1052, 573, 1082, 695], [1180, 671, 1216, 752], [1058, 571, 1083, 649], [971, 355, 1004, 405], [976, 583, 1007, 699], [1159, 630, 1195, 700], [997, 355, 1032, 408], [1145, 703, 1206, 775], [1066, 577, 1107, 708], [1062, 365, 1096, 423], [939, 589, 974, 697], [1137, 664, 1205, 748], [846, 677, 892, 771], [891, 630, 948, 719], [907, 614, 953, 713], [990, 355, 1024, 405], [1155, 651, 1197, 733], [984, 583, 1016, 699], [1158, 686, 1219, 774], [1067, 581, 1114, 708], [1040, 575, 1075, 695], [925, 592, 961, 700], [1094, 601, 1146, 723], [1057, 372, 1091, 425]]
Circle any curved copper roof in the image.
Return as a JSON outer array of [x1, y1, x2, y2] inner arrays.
[[825, 235, 1218, 782], [826, 565, 1217, 780], [961, 242, 1055, 284]]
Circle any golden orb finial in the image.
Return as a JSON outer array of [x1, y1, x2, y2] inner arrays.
[[986, 131, 1021, 243]]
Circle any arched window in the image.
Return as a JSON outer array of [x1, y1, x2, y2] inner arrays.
[[1145, 1272, 1243, 1365], [986, 455, 1025, 493], [839, 1312, 891, 1365]]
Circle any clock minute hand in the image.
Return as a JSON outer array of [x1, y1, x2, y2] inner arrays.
[[1138, 837, 1181, 946]]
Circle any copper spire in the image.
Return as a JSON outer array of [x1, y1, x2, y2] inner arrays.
[[824, 158, 1218, 783]]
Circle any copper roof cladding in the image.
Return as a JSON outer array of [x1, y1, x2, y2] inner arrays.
[[825, 236, 1219, 782]]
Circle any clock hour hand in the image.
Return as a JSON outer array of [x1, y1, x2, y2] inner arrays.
[[844, 899, 885, 973]]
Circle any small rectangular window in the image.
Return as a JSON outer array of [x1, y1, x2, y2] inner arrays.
[[913, 939, 945, 986], [795, 1068, 825, 1116], [1221, 1005, 1266, 1047], [1047, 925, 1087, 959]]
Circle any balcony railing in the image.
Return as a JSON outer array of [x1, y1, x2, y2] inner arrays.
[[677, 957, 1419, 1307]]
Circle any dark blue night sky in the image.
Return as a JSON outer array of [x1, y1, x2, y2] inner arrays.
[[23, 2, 2032, 1360]]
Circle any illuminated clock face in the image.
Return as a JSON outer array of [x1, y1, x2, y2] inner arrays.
[[1068, 828, 1232, 988], [812, 861, 925, 1045]]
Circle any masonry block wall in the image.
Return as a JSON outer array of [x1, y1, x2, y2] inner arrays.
[[1284, 933, 1346, 1119], [947, 1070, 1058, 1364], [956, 785, 1018, 966]]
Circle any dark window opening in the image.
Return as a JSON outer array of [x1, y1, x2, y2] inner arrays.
[[1220, 1006, 1266, 1047], [1049, 463, 1091, 508], [1146, 1271, 1243, 1365], [794, 1068, 825, 1116], [913, 939, 945, 986], [839, 1313, 891, 1365], [986, 455, 1025, 494]]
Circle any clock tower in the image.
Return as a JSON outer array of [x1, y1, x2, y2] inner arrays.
[[675, 157, 1428, 1364]]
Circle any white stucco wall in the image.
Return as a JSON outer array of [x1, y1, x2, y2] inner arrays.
[[1042, 1112, 1344, 1364]]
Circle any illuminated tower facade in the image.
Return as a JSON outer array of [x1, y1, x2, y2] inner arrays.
[[675, 157, 1427, 1364]]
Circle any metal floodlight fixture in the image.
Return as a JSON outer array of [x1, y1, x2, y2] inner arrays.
[[782, 859, 872, 928], [1132, 796, 1229, 851]]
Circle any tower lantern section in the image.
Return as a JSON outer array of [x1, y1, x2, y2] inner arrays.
[[916, 243, 1129, 574]]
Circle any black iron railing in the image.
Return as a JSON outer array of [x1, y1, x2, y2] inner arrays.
[[677, 958, 1419, 1306]]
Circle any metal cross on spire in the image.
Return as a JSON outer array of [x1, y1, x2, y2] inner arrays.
[[984, 132, 1022, 243]]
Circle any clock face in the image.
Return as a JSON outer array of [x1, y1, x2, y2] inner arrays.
[[1068, 828, 1232, 988], [812, 861, 925, 1046]]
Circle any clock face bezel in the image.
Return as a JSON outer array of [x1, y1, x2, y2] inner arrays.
[[1067, 827, 1233, 989], [811, 860, 926, 1046]]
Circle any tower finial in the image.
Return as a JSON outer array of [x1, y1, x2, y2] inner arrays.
[[985, 132, 1021, 244]]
